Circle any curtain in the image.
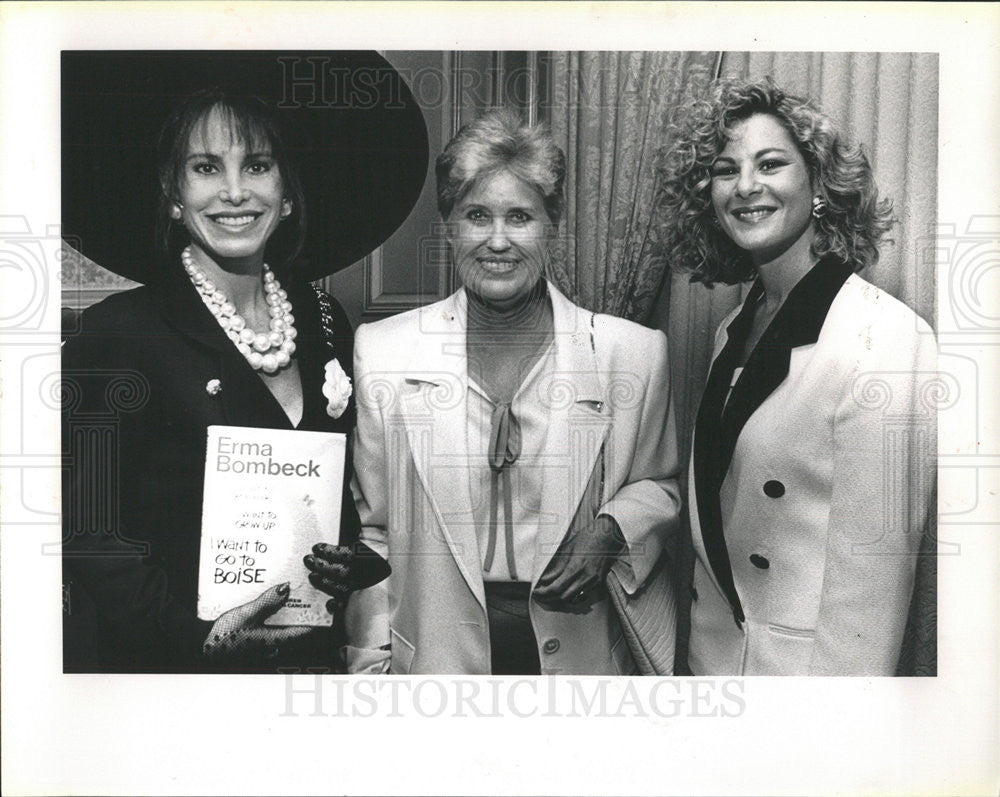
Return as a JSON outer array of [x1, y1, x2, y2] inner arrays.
[[543, 51, 718, 319], [722, 52, 938, 327], [648, 52, 939, 675]]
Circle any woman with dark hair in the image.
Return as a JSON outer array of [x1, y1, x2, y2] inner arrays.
[[344, 109, 682, 675], [61, 53, 427, 672], [155, 89, 309, 275], [657, 77, 936, 675]]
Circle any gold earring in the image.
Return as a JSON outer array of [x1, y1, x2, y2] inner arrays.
[[170, 203, 183, 220]]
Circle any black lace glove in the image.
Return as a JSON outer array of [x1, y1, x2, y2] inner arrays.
[[202, 583, 313, 663], [303, 541, 391, 614]]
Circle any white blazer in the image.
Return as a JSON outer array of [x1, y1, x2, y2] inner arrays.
[[346, 282, 681, 674], [688, 262, 937, 676]]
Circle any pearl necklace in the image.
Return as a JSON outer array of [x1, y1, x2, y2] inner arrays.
[[182, 246, 297, 374]]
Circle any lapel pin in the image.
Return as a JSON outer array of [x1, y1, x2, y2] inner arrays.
[[205, 378, 222, 396]]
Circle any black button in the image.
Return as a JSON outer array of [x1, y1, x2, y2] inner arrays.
[[763, 480, 785, 498], [750, 554, 770, 569], [542, 638, 560, 654]]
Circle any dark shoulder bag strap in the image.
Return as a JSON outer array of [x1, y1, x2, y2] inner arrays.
[[311, 284, 339, 354]]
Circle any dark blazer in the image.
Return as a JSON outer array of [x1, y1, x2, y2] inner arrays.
[[62, 262, 361, 673], [687, 259, 937, 675]]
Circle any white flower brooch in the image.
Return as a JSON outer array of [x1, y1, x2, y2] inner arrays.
[[323, 358, 353, 419]]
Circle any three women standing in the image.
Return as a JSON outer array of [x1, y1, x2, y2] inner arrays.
[[63, 56, 933, 676]]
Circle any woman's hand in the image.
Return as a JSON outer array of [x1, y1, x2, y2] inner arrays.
[[303, 542, 392, 615], [534, 515, 627, 608], [304, 543, 353, 614], [202, 582, 312, 662]]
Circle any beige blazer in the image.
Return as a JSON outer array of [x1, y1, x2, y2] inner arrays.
[[688, 263, 937, 676], [346, 282, 681, 674]]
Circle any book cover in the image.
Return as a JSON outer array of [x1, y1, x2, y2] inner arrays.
[[197, 425, 345, 626]]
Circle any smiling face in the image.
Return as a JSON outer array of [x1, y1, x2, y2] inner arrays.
[[710, 113, 815, 267], [177, 106, 290, 271], [448, 169, 552, 311]]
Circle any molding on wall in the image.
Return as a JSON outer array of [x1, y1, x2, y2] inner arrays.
[[362, 50, 543, 316], [361, 246, 452, 314], [363, 51, 470, 315], [61, 286, 132, 311]]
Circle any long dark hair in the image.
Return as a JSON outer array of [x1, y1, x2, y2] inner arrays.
[[155, 88, 307, 274]]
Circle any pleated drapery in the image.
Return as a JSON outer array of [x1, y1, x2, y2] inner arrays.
[[544, 51, 718, 318], [724, 52, 938, 327], [652, 53, 939, 465]]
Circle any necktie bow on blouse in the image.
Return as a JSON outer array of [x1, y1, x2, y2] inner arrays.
[[485, 402, 521, 580]]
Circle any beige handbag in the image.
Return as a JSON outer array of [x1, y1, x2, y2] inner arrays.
[[606, 552, 676, 675], [587, 312, 677, 675], [562, 433, 677, 676]]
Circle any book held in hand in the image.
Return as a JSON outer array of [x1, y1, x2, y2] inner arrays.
[[197, 425, 345, 626]]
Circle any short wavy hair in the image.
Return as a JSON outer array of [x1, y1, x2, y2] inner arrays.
[[655, 77, 893, 285], [436, 108, 566, 225]]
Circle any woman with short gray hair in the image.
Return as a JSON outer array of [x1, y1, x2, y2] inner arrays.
[[346, 108, 682, 675]]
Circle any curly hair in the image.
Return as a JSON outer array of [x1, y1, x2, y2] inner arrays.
[[655, 77, 893, 285], [436, 108, 566, 225]]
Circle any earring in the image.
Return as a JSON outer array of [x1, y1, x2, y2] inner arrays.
[[281, 199, 292, 219], [170, 203, 184, 220], [811, 196, 828, 219], [709, 215, 721, 229]]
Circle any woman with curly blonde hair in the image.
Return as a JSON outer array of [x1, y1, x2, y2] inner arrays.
[[657, 77, 936, 675]]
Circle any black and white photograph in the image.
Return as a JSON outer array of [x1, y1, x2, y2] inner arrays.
[[1, 3, 997, 796], [58, 48, 938, 678]]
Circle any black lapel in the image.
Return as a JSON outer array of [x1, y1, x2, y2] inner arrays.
[[151, 264, 292, 431], [692, 257, 854, 624], [150, 265, 364, 549], [287, 279, 326, 431], [692, 281, 761, 624]]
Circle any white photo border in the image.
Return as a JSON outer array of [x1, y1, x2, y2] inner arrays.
[[1, 2, 998, 795]]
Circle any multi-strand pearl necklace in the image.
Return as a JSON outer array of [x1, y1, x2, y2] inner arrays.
[[182, 246, 297, 374]]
